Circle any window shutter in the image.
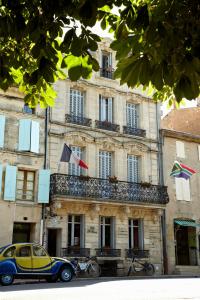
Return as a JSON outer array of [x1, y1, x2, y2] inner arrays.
[[175, 178, 190, 201], [176, 141, 185, 158], [198, 145, 200, 160], [38, 169, 51, 203], [126, 104, 138, 128], [99, 151, 111, 179], [4, 165, 17, 201], [108, 98, 113, 122], [109, 53, 112, 67], [0, 115, 5, 148], [99, 95, 106, 121], [128, 155, 139, 182], [31, 121, 40, 153], [0, 164, 2, 197], [18, 119, 31, 151]]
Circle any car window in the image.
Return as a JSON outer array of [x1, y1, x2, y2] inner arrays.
[[16, 246, 31, 257], [3, 246, 16, 257], [0, 245, 8, 254], [33, 245, 48, 257]]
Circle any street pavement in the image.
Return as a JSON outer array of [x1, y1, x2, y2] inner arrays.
[[1, 277, 200, 300]]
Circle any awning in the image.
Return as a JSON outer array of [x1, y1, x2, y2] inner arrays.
[[174, 220, 200, 228]]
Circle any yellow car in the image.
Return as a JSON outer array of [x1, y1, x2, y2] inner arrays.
[[0, 243, 75, 286]]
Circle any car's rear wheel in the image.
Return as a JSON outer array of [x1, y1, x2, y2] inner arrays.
[[60, 266, 73, 282], [0, 274, 14, 286]]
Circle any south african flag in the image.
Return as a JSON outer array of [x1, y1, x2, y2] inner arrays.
[[170, 161, 196, 180]]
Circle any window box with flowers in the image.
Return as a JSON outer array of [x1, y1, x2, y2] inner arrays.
[[140, 182, 151, 188], [108, 176, 118, 183]]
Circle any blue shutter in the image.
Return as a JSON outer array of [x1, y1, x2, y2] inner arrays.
[[38, 169, 51, 203], [0, 115, 5, 148], [18, 119, 31, 151], [31, 121, 40, 153], [0, 164, 2, 197], [4, 165, 17, 201]]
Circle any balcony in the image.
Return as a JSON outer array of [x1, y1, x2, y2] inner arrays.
[[95, 248, 121, 257], [65, 114, 92, 127], [95, 120, 120, 132], [126, 249, 149, 258], [100, 68, 114, 79], [61, 247, 90, 257], [50, 174, 169, 205], [123, 126, 146, 137]]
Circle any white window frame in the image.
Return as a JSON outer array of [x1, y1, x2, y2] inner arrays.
[[100, 216, 115, 248], [126, 103, 139, 128], [128, 219, 144, 249], [67, 215, 84, 247], [127, 155, 140, 183], [68, 146, 83, 176], [99, 95, 113, 122]]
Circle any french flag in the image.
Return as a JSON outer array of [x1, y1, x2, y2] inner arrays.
[[60, 144, 88, 169]]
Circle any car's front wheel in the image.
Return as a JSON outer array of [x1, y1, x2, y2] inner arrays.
[[0, 274, 14, 286], [60, 266, 73, 282]]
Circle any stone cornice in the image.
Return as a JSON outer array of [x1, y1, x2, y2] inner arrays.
[[160, 129, 200, 143]]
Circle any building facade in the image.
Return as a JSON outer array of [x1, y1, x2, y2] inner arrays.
[[161, 108, 200, 275], [0, 38, 168, 275]]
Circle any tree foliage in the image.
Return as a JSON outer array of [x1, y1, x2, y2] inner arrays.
[[0, 0, 200, 107]]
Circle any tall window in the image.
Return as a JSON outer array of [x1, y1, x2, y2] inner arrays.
[[127, 155, 139, 183], [99, 151, 112, 179], [100, 216, 115, 248], [99, 95, 113, 122], [101, 52, 113, 79], [128, 219, 143, 249], [126, 103, 139, 128], [70, 89, 84, 116], [176, 141, 185, 158], [175, 178, 190, 201], [16, 170, 35, 201], [68, 215, 84, 247], [68, 146, 83, 176]]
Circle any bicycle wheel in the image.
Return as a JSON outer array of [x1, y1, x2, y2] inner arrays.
[[88, 262, 101, 277], [144, 263, 155, 276], [127, 266, 132, 276]]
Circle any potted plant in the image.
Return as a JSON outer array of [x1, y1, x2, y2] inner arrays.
[[79, 174, 90, 181], [109, 176, 118, 183], [140, 181, 151, 188]]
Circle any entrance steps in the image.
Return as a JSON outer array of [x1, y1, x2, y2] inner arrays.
[[173, 265, 200, 276]]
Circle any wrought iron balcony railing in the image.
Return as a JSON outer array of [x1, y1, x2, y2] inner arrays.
[[50, 174, 169, 205], [126, 249, 149, 259], [95, 120, 120, 132], [61, 247, 90, 257], [100, 68, 114, 79], [123, 126, 146, 137], [95, 248, 121, 257], [65, 114, 92, 127]]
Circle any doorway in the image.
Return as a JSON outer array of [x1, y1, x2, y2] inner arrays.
[[12, 223, 31, 243], [48, 229, 61, 257]]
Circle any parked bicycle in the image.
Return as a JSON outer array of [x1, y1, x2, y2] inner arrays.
[[71, 256, 101, 277], [127, 256, 155, 276]]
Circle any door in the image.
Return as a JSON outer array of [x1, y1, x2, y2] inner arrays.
[[32, 244, 52, 273], [175, 226, 189, 265], [15, 245, 32, 273], [12, 223, 31, 243], [48, 229, 57, 257]]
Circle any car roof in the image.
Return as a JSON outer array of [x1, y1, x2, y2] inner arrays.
[[1, 243, 41, 248]]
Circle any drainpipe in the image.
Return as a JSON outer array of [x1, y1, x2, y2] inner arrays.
[[40, 107, 49, 247], [156, 103, 168, 274]]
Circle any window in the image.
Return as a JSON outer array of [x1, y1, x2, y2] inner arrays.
[[126, 103, 139, 128], [198, 145, 200, 160], [68, 215, 84, 247], [3, 246, 16, 257], [16, 246, 31, 257], [127, 155, 139, 183], [0, 115, 5, 148], [176, 141, 185, 158], [70, 89, 84, 117], [101, 52, 113, 79], [16, 170, 35, 201], [18, 119, 40, 153], [33, 245, 47, 256], [99, 151, 112, 179], [99, 95, 113, 122], [68, 146, 84, 176], [175, 178, 190, 201], [128, 219, 143, 249], [23, 104, 35, 114]]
